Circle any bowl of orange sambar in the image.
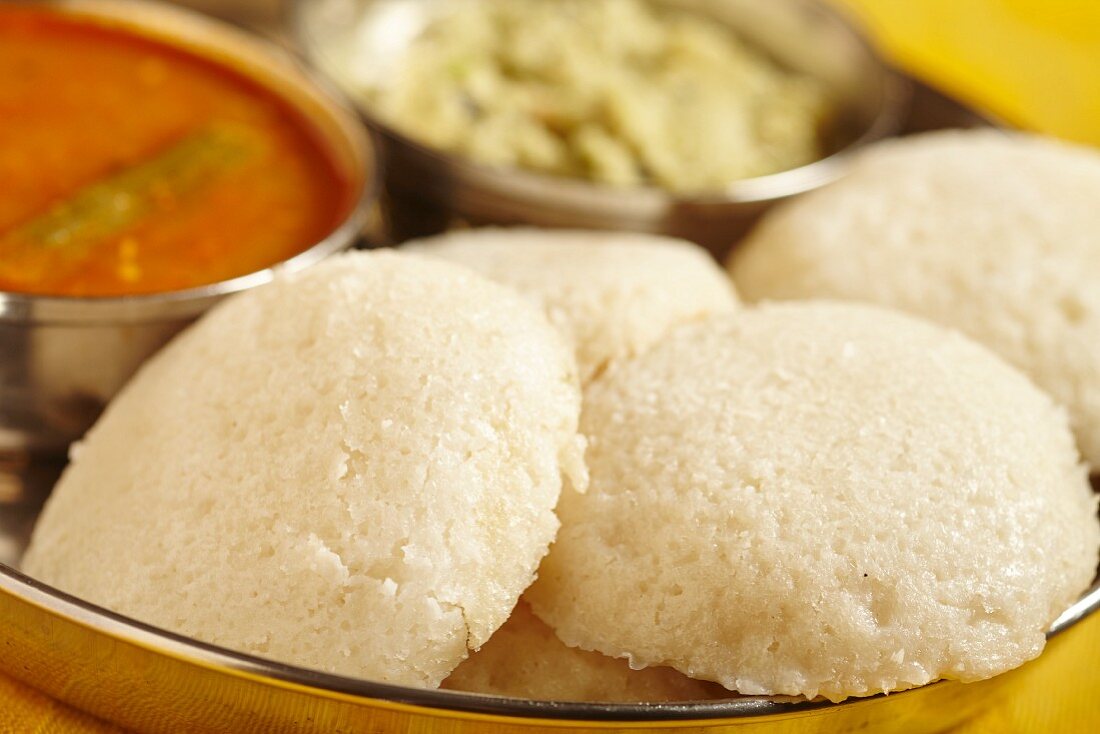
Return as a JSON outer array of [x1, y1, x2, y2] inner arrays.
[[0, 0, 377, 457]]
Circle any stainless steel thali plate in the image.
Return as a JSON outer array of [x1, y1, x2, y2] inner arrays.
[[2, 3, 1090, 734]]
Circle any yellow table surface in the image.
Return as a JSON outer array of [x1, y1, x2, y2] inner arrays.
[[3, 1, 1100, 732]]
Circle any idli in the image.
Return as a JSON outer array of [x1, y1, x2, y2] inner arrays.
[[443, 602, 727, 702], [23, 250, 587, 688], [407, 228, 738, 383], [729, 130, 1100, 466], [527, 302, 1099, 702]]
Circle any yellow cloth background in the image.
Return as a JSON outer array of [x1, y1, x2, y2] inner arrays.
[[839, 0, 1100, 144], [3, 1, 1100, 731]]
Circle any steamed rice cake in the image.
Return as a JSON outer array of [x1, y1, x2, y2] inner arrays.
[[443, 602, 727, 702], [729, 130, 1100, 466], [407, 228, 739, 383], [23, 250, 587, 688], [528, 302, 1099, 702]]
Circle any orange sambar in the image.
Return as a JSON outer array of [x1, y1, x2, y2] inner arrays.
[[0, 7, 352, 297]]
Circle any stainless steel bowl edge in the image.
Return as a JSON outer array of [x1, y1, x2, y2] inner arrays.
[[2, 452, 1098, 732], [1, 543, 1098, 733], [0, 0, 379, 458], [291, 0, 911, 253]]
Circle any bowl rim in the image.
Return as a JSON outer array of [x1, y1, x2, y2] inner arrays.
[[2, 557, 1097, 723], [0, 0, 379, 325], [289, 0, 912, 208]]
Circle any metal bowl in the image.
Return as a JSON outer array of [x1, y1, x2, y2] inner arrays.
[[2, 3, 1089, 732], [0, 0, 378, 459], [291, 0, 909, 252], [0, 456, 1097, 734]]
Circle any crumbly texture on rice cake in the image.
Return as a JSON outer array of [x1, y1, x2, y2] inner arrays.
[[528, 301, 1099, 702], [443, 601, 729, 702], [730, 129, 1100, 466], [24, 250, 587, 688], [407, 228, 738, 384]]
